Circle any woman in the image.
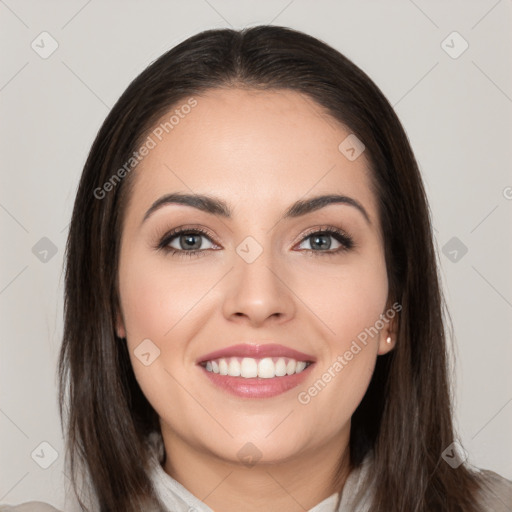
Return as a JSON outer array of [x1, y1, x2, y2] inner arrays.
[[2, 25, 511, 512]]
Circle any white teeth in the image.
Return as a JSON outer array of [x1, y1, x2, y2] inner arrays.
[[228, 358, 241, 377], [240, 357, 258, 378], [295, 361, 307, 373], [258, 357, 275, 379], [203, 357, 311, 379], [219, 359, 228, 375], [275, 358, 287, 377], [286, 359, 296, 375]]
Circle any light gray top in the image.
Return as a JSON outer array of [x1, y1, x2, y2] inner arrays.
[[147, 437, 373, 511], [2, 432, 511, 511], [143, 431, 374, 512]]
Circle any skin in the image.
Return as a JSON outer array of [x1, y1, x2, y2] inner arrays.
[[115, 88, 396, 512]]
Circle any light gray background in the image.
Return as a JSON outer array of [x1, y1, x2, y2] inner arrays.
[[1, 0, 511, 508]]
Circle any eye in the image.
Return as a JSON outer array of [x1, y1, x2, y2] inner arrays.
[[157, 227, 218, 258], [296, 227, 354, 255], [156, 225, 355, 259]]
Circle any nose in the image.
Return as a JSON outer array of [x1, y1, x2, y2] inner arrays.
[[221, 246, 296, 327]]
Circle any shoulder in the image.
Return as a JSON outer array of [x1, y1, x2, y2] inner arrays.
[[0, 502, 63, 512], [474, 468, 512, 511]]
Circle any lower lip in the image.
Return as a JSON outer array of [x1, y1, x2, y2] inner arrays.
[[199, 363, 315, 399]]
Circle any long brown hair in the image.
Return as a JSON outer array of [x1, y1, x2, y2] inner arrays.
[[58, 25, 482, 511]]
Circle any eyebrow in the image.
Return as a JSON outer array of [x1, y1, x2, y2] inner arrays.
[[141, 192, 371, 226]]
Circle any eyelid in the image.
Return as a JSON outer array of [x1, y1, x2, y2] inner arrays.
[[295, 225, 350, 243], [292, 225, 355, 252], [155, 224, 220, 250]]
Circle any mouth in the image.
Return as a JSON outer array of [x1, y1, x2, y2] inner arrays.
[[200, 357, 313, 378], [196, 343, 316, 399]]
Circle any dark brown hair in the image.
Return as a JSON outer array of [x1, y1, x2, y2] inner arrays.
[[59, 25, 483, 511]]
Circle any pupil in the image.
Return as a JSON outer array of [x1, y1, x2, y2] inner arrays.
[[311, 234, 331, 250], [181, 234, 201, 250]]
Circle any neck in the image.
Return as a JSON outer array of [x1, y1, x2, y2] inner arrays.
[[160, 426, 352, 512]]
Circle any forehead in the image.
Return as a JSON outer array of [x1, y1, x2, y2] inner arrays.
[[125, 87, 378, 227]]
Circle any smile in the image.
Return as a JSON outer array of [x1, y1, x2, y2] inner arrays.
[[196, 342, 316, 398], [202, 357, 312, 378]]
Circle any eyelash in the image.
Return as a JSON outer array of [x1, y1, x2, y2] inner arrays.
[[156, 225, 355, 259]]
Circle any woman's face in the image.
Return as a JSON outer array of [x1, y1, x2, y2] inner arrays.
[[116, 88, 395, 466]]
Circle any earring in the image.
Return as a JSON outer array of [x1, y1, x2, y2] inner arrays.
[[386, 336, 392, 344]]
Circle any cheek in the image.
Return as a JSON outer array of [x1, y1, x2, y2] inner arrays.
[[291, 253, 387, 419], [118, 253, 216, 342], [291, 252, 389, 347], [117, 254, 209, 422], [308, 349, 377, 429]]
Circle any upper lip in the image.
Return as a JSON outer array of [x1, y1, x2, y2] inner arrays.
[[196, 343, 317, 364]]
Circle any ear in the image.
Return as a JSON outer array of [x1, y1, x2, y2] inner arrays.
[[115, 308, 126, 339], [377, 329, 396, 355], [377, 300, 399, 355]]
